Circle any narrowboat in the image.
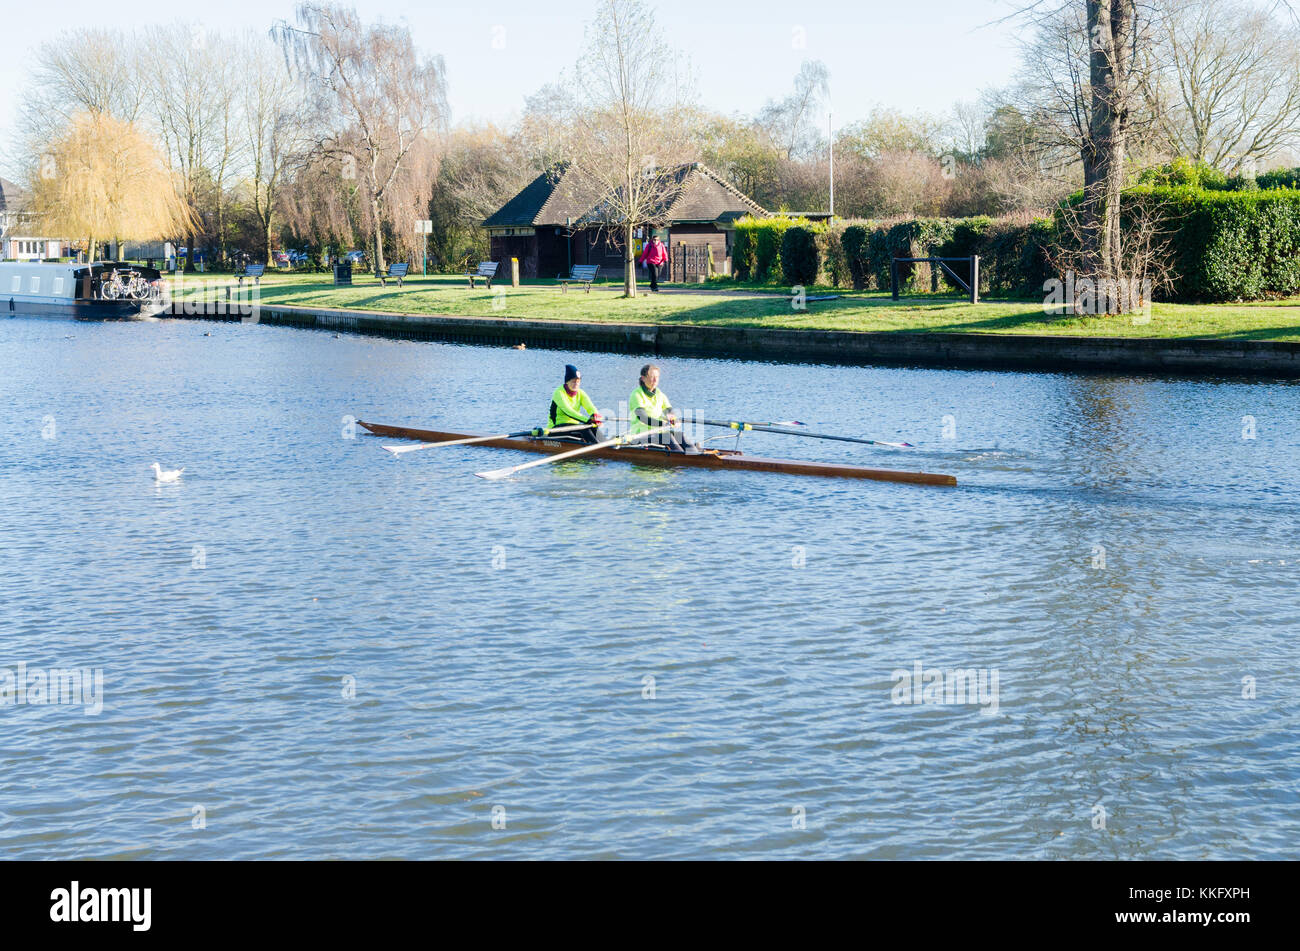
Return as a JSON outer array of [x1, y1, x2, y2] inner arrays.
[[1, 261, 169, 320]]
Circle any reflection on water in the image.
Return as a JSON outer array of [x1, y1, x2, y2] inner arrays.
[[0, 315, 1297, 859]]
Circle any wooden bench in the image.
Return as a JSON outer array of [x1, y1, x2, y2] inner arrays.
[[380, 261, 410, 287], [238, 263, 266, 287], [466, 261, 499, 289], [557, 264, 600, 293]]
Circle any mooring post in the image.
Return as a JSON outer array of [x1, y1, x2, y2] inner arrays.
[[970, 255, 980, 305], [511, 257, 519, 288], [891, 259, 899, 301]]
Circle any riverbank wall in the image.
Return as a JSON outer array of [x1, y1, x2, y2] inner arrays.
[[168, 301, 1300, 378]]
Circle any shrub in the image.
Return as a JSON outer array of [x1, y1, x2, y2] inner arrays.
[[1130, 186, 1300, 300], [731, 215, 812, 283], [1137, 158, 1229, 191], [731, 220, 757, 280], [1257, 167, 1300, 190], [978, 217, 1054, 297], [816, 223, 853, 288], [841, 224, 870, 289], [781, 226, 820, 285]]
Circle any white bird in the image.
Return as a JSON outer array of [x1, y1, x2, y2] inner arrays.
[[151, 462, 185, 483]]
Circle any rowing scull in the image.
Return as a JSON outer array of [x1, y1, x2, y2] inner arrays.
[[359, 421, 957, 487]]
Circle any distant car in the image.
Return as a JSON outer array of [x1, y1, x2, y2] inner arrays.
[[272, 251, 290, 267], [344, 250, 365, 265]]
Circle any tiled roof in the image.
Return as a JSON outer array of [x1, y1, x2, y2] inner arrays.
[[0, 178, 28, 213], [483, 162, 769, 229]]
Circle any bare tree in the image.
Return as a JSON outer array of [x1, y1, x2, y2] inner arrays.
[[857, 150, 951, 217], [1005, 1, 1154, 313], [431, 125, 534, 270], [273, 2, 449, 274], [519, 84, 577, 173], [756, 60, 831, 161], [241, 36, 312, 265], [27, 112, 196, 262], [1146, 0, 1300, 170], [146, 25, 224, 270], [945, 100, 991, 160], [561, 0, 698, 297], [17, 29, 145, 149], [836, 107, 945, 160]]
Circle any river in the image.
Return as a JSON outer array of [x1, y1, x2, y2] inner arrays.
[[1, 315, 1296, 858]]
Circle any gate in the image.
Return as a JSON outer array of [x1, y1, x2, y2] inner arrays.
[[670, 243, 711, 283]]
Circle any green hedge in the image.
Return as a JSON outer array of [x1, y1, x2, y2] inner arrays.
[[733, 216, 809, 282], [841, 225, 870, 289], [1257, 167, 1300, 190], [1130, 186, 1300, 301], [816, 224, 851, 288], [780, 227, 819, 285], [725, 184, 1300, 301]]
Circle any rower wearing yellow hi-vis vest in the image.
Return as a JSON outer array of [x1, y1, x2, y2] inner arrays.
[[629, 363, 694, 452], [547, 364, 603, 443]]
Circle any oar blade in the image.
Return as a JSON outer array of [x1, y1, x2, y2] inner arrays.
[[474, 466, 516, 480]]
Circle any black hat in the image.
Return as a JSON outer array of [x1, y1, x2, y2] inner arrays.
[[564, 364, 580, 382]]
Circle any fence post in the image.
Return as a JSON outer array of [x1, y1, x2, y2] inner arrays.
[[891, 259, 899, 301], [970, 255, 979, 305], [511, 257, 519, 288]]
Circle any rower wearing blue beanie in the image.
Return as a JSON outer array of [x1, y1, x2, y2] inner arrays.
[[547, 364, 603, 443]]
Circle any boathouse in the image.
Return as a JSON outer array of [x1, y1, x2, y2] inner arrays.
[[482, 162, 769, 281]]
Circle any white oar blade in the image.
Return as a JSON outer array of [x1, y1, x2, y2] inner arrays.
[[474, 466, 516, 480], [382, 444, 410, 455]]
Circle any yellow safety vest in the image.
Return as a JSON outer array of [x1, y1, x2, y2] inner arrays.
[[549, 384, 597, 430], [628, 384, 672, 434]]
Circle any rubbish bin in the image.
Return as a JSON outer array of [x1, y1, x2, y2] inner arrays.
[[333, 263, 353, 286]]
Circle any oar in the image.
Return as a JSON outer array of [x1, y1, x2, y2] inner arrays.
[[695, 418, 913, 448], [382, 423, 597, 455], [475, 425, 673, 480]]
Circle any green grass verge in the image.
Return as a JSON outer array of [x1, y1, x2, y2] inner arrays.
[[168, 271, 1300, 342]]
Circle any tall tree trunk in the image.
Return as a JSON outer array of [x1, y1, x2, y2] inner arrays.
[[1082, 0, 1135, 314], [624, 221, 637, 298], [371, 195, 386, 277]]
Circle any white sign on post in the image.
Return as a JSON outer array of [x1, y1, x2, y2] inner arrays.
[[415, 220, 432, 275]]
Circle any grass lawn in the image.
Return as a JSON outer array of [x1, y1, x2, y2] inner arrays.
[[169, 271, 1300, 342]]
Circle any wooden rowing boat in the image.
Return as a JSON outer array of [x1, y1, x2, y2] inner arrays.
[[359, 421, 957, 486]]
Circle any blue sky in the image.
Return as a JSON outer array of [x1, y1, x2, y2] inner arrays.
[[0, 0, 1026, 179]]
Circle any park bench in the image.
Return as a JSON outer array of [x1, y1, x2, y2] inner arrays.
[[557, 264, 600, 293], [465, 261, 499, 289], [238, 263, 266, 287], [381, 261, 410, 287]]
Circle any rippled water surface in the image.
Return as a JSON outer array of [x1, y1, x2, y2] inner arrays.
[[1, 315, 1298, 859]]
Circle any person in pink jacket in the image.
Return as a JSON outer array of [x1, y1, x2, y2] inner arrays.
[[638, 234, 668, 292]]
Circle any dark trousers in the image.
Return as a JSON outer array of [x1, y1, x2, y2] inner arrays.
[[548, 424, 600, 444], [642, 427, 692, 452], [646, 262, 660, 291]]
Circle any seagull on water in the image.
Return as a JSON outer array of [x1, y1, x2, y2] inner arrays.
[[151, 462, 185, 483]]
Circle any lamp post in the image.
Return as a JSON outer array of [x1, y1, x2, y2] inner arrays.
[[828, 109, 835, 222]]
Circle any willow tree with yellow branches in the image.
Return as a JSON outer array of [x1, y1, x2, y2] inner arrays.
[[28, 111, 196, 261]]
